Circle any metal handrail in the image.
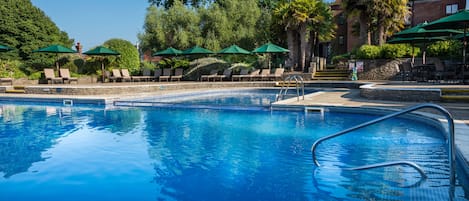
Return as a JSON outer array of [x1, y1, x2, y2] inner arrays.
[[311, 103, 455, 186], [276, 75, 305, 101]]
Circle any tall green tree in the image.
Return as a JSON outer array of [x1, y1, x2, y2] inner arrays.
[[0, 0, 73, 70], [148, 0, 211, 8], [104, 39, 140, 74], [342, 0, 372, 46], [139, 1, 201, 52]]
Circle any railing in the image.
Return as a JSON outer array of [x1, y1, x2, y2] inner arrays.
[[276, 75, 305, 101], [311, 103, 455, 187]]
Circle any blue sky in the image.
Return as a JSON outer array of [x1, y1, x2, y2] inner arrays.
[[31, 0, 148, 50]]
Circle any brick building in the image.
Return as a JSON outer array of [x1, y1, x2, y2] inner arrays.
[[330, 0, 468, 55]]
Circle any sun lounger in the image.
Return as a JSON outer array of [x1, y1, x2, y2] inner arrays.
[[131, 68, 153, 82], [241, 69, 260, 81], [59, 68, 78, 84], [213, 69, 232, 81], [266, 68, 284, 81], [110, 69, 123, 82], [44, 68, 63, 84], [0, 77, 13, 85], [231, 69, 249, 81], [159, 68, 172, 82], [253, 69, 270, 81], [171, 68, 183, 82], [120, 69, 133, 82], [201, 70, 218, 81]]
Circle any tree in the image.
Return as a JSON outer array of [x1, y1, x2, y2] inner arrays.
[[274, 0, 335, 71], [148, 0, 211, 9], [103, 39, 140, 74], [139, 1, 202, 52], [0, 0, 73, 71], [342, 0, 408, 46]]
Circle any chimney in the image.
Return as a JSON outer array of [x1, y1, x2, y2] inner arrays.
[[75, 42, 83, 55]]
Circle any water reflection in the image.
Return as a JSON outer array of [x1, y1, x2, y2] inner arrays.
[[0, 105, 77, 178]]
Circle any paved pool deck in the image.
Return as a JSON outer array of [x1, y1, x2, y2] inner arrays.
[[0, 81, 468, 178]]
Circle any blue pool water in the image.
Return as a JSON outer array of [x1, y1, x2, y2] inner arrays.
[[0, 101, 467, 200], [124, 88, 316, 108]]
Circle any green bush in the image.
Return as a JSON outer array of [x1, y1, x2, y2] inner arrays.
[[381, 44, 407, 59], [332, 53, 350, 64], [427, 40, 462, 58], [0, 60, 27, 78], [104, 38, 140, 74], [356, 45, 381, 59], [28, 71, 42, 80]]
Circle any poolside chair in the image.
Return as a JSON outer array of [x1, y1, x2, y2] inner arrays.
[[59, 68, 78, 84], [153, 68, 162, 82], [231, 69, 249, 81], [201, 70, 218, 81], [242, 69, 260, 81], [171, 68, 183, 82], [120, 69, 133, 82], [110, 69, 123, 82], [44, 68, 63, 84], [254, 69, 271, 81], [266, 68, 285, 81], [213, 69, 232, 81], [0, 77, 13, 85], [159, 68, 172, 82]]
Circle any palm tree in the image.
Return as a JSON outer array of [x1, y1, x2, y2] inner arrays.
[[342, 0, 373, 45], [373, 0, 409, 45], [274, 0, 335, 72]]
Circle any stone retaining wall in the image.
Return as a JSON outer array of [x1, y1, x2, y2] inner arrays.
[[360, 84, 441, 102], [357, 59, 409, 80]]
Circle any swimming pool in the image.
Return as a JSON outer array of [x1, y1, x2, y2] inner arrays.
[[115, 88, 316, 109], [0, 101, 467, 201]]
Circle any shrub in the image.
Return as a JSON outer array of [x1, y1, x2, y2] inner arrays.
[[157, 58, 190, 69], [381, 44, 407, 59], [104, 38, 140, 74], [356, 45, 381, 59], [427, 40, 462, 58], [0, 60, 27, 78], [332, 53, 350, 64]]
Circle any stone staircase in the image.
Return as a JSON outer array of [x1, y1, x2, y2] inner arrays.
[[441, 89, 469, 103], [312, 69, 350, 81], [5, 86, 26, 94]]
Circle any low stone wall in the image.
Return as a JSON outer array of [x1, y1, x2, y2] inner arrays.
[[357, 59, 410, 80], [23, 82, 276, 95], [360, 84, 441, 102]]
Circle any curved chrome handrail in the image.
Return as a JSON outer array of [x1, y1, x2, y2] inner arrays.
[[311, 103, 455, 186], [277, 75, 304, 101]]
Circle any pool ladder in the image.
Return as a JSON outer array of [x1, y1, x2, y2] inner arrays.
[[311, 103, 456, 188], [276, 75, 304, 101]]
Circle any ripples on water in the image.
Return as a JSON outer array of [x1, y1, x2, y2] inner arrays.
[[0, 104, 467, 201]]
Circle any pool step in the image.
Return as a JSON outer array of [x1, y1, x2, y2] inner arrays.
[[441, 88, 469, 102], [312, 70, 350, 81], [5, 86, 26, 93]]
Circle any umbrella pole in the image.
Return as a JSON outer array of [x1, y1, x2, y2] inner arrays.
[[101, 62, 105, 83], [463, 24, 467, 83]]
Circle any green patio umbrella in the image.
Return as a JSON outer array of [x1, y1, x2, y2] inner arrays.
[[252, 42, 289, 53], [387, 36, 448, 64], [252, 42, 289, 69], [153, 47, 183, 56], [33, 44, 77, 71], [0, 44, 13, 52], [392, 23, 461, 64], [83, 46, 120, 82], [217, 45, 251, 55], [423, 10, 469, 78], [182, 45, 214, 55]]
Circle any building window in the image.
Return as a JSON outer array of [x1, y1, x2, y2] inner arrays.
[[339, 13, 345, 25], [446, 4, 458, 15], [339, 36, 344, 45]]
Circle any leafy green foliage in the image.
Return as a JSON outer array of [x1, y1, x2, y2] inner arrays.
[[0, 60, 27, 78], [0, 0, 73, 69], [157, 58, 190, 69], [380, 44, 407, 59], [140, 0, 262, 53], [356, 45, 381, 59], [104, 39, 140, 74], [427, 40, 462, 59]]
